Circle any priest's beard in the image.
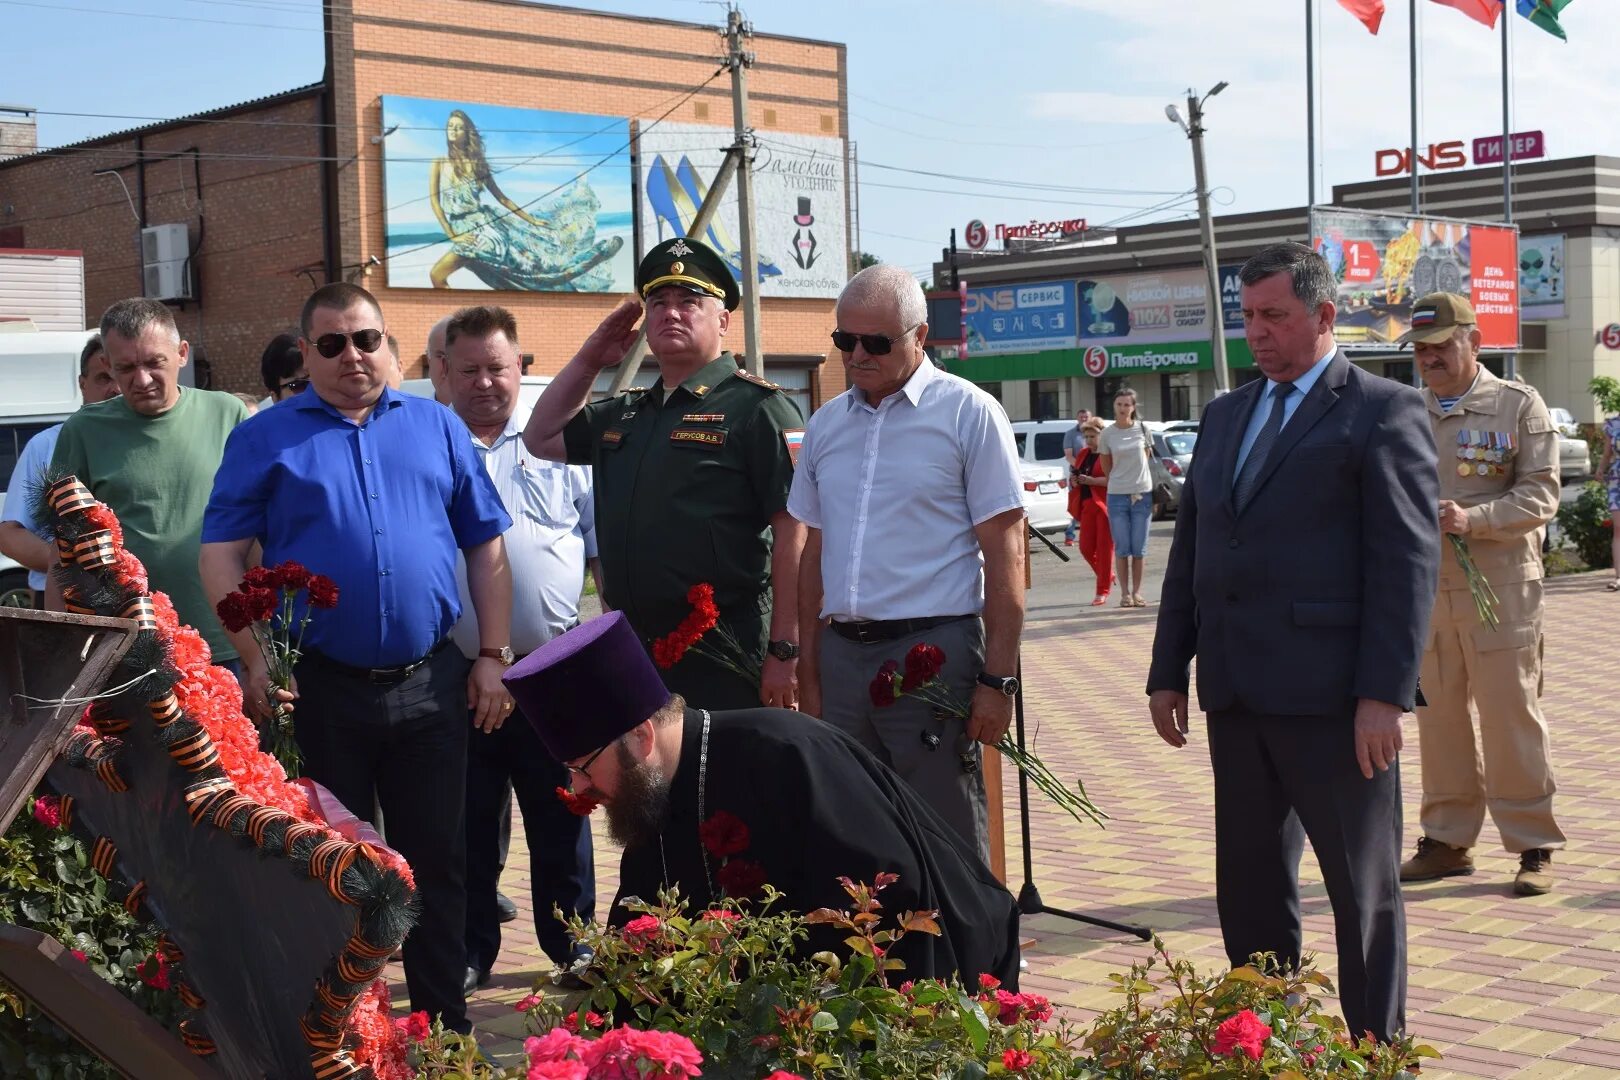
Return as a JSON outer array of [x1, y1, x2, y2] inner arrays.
[[604, 742, 672, 849]]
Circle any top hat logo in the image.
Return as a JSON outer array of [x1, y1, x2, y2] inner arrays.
[[794, 197, 815, 227], [791, 197, 819, 270]]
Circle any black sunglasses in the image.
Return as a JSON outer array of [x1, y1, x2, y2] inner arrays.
[[564, 742, 612, 782], [279, 377, 310, 394], [830, 323, 920, 356], [311, 328, 385, 359]]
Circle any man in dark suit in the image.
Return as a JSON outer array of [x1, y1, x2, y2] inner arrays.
[[1147, 243, 1440, 1043]]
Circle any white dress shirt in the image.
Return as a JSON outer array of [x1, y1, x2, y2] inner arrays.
[[787, 359, 1025, 621], [451, 414, 597, 658], [0, 423, 62, 592]]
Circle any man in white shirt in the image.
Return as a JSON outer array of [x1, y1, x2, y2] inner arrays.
[[443, 305, 602, 993], [0, 335, 120, 607], [788, 265, 1027, 858]]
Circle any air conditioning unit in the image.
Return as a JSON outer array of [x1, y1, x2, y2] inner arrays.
[[141, 223, 192, 301]]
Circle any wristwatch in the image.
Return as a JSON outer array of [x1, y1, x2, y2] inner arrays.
[[976, 672, 1020, 697], [479, 646, 515, 665], [767, 639, 800, 661]]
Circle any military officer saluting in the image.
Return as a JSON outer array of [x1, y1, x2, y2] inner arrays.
[[1396, 293, 1566, 896], [525, 237, 805, 711]]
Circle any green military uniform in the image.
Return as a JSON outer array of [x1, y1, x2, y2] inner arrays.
[[563, 354, 802, 708], [562, 236, 804, 709]]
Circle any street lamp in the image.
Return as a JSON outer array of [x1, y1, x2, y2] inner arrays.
[[1168, 81, 1231, 394]]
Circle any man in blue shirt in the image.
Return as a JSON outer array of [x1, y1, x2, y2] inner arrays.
[[200, 283, 512, 1035]]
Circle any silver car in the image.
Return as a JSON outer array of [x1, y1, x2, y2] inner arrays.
[[1150, 427, 1198, 520]]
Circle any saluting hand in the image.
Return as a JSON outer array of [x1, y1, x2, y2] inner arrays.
[[574, 298, 644, 372]]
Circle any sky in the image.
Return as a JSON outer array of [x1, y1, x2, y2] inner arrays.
[[6, 0, 1617, 282]]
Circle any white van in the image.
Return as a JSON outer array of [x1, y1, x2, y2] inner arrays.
[[1, 329, 96, 606]]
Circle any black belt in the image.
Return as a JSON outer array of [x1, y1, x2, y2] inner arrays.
[[302, 638, 451, 684], [828, 615, 971, 645]]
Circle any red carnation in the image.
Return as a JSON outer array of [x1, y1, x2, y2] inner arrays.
[[715, 857, 767, 899], [215, 592, 251, 634], [244, 587, 278, 625], [393, 1011, 431, 1044], [699, 810, 750, 858], [902, 642, 947, 691], [269, 561, 313, 591], [306, 574, 340, 609], [1212, 1009, 1271, 1060], [869, 660, 900, 708], [241, 566, 276, 590], [555, 786, 600, 817]]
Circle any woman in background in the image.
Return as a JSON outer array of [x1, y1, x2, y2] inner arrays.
[[1072, 417, 1113, 605], [1098, 387, 1154, 608]]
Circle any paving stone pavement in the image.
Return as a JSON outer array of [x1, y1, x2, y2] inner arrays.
[[415, 546, 1620, 1078]]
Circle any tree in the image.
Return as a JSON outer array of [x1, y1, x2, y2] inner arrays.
[[853, 251, 880, 271]]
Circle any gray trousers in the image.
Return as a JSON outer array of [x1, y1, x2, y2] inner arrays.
[[818, 616, 990, 862]]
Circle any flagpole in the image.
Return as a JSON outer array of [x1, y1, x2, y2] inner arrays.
[[1408, 0, 1419, 213], [1502, 1, 1517, 380], [1306, 0, 1316, 211]]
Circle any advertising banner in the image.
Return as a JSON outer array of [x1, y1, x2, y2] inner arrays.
[[1077, 268, 1214, 346], [379, 96, 634, 292], [637, 123, 848, 299], [963, 280, 1077, 356], [1311, 208, 1519, 349], [1519, 234, 1565, 320]]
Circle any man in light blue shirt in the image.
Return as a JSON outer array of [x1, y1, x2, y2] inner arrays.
[[0, 336, 120, 605], [1231, 348, 1337, 480], [442, 305, 601, 995]]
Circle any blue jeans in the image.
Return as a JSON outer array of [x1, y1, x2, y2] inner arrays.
[[1107, 493, 1151, 558]]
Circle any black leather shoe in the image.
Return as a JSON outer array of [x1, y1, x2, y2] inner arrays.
[[464, 966, 491, 996], [496, 892, 519, 923]]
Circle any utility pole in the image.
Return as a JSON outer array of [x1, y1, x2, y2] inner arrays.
[[725, 6, 764, 376], [1169, 83, 1230, 394]]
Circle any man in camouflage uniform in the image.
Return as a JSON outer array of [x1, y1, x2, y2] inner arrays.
[[1397, 293, 1565, 896], [524, 237, 805, 711]]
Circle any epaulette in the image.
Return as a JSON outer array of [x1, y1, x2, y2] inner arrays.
[[732, 368, 783, 391]]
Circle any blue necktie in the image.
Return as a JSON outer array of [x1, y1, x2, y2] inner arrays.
[[1233, 382, 1295, 512]]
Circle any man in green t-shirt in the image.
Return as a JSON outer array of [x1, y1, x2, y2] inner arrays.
[[51, 298, 250, 668]]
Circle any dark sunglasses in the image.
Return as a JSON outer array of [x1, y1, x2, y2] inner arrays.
[[564, 742, 612, 782], [279, 377, 310, 394], [830, 323, 920, 356], [311, 328, 385, 359]]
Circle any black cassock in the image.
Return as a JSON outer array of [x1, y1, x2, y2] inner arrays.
[[613, 707, 1021, 989]]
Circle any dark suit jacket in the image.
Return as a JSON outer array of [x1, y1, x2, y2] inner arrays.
[[1147, 352, 1440, 716]]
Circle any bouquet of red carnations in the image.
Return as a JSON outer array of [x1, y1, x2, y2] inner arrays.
[[216, 561, 339, 778]]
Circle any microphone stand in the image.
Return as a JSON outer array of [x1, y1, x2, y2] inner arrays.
[[1015, 522, 1152, 941]]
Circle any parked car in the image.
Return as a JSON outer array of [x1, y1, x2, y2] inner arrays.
[[1546, 407, 1593, 481], [1150, 427, 1198, 520], [1009, 420, 1076, 532]]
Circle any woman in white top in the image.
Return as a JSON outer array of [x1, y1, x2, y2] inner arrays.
[[1097, 387, 1154, 608]]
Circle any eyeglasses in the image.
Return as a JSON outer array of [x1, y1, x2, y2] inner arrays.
[[311, 329, 385, 359], [564, 742, 611, 782], [279, 377, 310, 394], [830, 323, 920, 356]]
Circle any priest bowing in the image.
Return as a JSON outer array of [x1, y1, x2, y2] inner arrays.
[[502, 611, 1022, 990]]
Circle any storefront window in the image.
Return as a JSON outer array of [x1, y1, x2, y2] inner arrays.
[[1160, 372, 1194, 422], [1032, 379, 1060, 420], [1095, 376, 1128, 415], [1383, 360, 1414, 385]]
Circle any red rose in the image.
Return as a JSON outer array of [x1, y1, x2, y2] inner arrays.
[[698, 810, 750, 858], [215, 592, 250, 634], [715, 857, 767, 899], [139, 952, 170, 990], [622, 914, 664, 953], [31, 796, 62, 830], [902, 642, 947, 691], [1212, 1008, 1271, 1060], [1001, 1049, 1033, 1073], [393, 1011, 431, 1044], [868, 659, 900, 708], [70, 949, 88, 963], [268, 561, 312, 591], [978, 973, 1001, 992], [555, 786, 600, 816], [241, 566, 276, 590], [306, 574, 340, 609]]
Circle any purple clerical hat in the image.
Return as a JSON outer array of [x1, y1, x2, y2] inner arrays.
[[502, 611, 671, 762]]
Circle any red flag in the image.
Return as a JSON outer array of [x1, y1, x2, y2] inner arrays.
[[1426, 0, 1502, 26], [1336, 0, 1386, 33]]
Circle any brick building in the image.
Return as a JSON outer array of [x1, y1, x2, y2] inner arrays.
[[0, 0, 849, 404]]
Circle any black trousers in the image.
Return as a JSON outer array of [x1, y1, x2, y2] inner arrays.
[[293, 646, 471, 1033], [465, 700, 594, 972], [1207, 709, 1406, 1043]]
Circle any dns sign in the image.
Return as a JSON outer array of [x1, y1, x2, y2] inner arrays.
[[1375, 141, 1466, 177]]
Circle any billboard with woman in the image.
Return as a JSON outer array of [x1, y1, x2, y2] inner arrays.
[[379, 96, 633, 292]]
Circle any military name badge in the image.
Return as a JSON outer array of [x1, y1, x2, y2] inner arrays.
[[602, 430, 625, 446], [783, 427, 805, 467], [681, 413, 727, 423], [671, 428, 725, 447]]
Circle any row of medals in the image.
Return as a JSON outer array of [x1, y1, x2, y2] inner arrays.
[[1457, 429, 1513, 477]]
